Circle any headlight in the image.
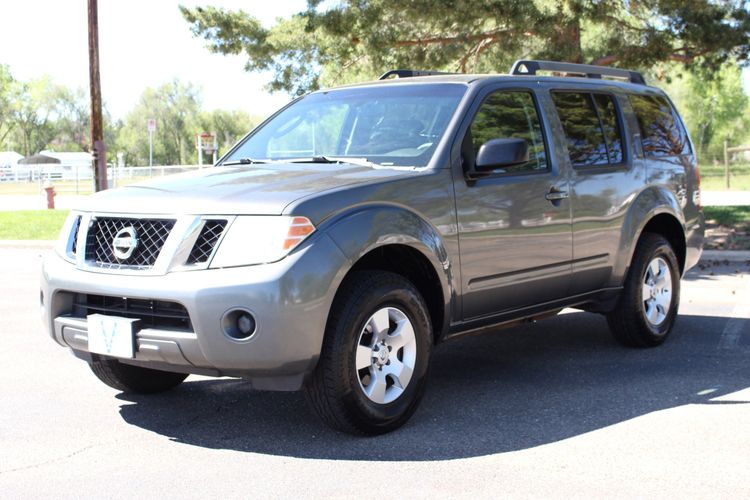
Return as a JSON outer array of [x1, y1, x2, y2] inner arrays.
[[209, 216, 315, 268]]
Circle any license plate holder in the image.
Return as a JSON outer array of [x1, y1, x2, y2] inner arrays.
[[87, 314, 140, 359]]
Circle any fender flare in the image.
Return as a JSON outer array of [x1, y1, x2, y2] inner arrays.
[[321, 204, 456, 337], [617, 186, 686, 280]]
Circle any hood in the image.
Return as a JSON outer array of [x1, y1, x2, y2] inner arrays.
[[76, 163, 415, 215]]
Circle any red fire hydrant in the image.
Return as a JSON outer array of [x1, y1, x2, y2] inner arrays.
[[43, 179, 56, 210]]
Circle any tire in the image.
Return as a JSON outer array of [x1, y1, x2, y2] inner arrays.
[[607, 233, 681, 347], [304, 271, 433, 435], [89, 355, 188, 394]]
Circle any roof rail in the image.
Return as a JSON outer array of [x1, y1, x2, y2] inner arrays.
[[509, 60, 646, 85], [379, 69, 455, 80]]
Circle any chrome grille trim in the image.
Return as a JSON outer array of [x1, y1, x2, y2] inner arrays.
[[70, 215, 82, 256]]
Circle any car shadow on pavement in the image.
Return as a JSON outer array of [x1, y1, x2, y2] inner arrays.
[[116, 308, 750, 461]]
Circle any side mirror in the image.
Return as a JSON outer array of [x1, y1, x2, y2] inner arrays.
[[474, 138, 529, 172]]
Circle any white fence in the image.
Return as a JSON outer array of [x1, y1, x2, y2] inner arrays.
[[0, 164, 206, 193]]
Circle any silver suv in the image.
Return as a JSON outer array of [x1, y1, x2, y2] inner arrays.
[[42, 61, 704, 435]]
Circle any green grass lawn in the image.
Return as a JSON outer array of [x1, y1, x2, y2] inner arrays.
[[702, 205, 750, 226], [0, 210, 69, 240], [700, 162, 750, 191]]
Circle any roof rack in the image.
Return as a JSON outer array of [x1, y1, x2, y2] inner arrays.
[[379, 69, 455, 80], [509, 60, 646, 85]]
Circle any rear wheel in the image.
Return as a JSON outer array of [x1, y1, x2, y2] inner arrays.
[[304, 271, 432, 435], [607, 233, 681, 347], [89, 356, 188, 394]]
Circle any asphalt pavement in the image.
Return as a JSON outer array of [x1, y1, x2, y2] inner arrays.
[[1, 248, 748, 498]]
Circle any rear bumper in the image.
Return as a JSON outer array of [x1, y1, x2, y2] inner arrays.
[[41, 234, 349, 390]]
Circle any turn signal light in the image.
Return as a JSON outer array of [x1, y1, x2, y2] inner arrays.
[[283, 217, 315, 250]]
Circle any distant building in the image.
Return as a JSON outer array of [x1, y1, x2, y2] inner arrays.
[[16, 150, 93, 181]]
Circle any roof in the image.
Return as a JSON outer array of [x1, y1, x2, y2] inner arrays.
[[39, 150, 93, 163], [325, 73, 658, 93], [18, 154, 60, 165], [0, 151, 23, 165]]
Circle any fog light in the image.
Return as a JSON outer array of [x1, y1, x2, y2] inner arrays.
[[221, 308, 257, 341], [237, 313, 255, 336]]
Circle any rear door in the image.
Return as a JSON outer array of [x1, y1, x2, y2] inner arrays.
[[547, 88, 641, 294], [453, 85, 573, 320]]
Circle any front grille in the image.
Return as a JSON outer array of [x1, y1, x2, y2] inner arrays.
[[71, 293, 191, 330], [86, 217, 175, 269], [187, 220, 227, 264]]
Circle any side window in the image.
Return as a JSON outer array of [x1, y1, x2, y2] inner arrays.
[[552, 92, 624, 167], [593, 94, 623, 164], [630, 94, 691, 157], [468, 91, 547, 174]]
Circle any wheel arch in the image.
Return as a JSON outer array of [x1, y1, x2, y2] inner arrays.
[[323, 205, 455, 342], [617, 187, 687, 283], [638, 213, 687, 275]]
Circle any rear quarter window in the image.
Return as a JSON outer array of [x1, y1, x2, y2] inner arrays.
[[551, 92, 624, 167], [629, 94, 691, 157]]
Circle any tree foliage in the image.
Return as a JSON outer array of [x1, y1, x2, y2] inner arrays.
[[116, 80, 261, 166], [664, 63, 750, 158], [0, 67, 259, 166], [181, 0, 750, 94]]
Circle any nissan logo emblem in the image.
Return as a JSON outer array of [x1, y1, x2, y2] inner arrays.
[[112, 226, 139, 260]]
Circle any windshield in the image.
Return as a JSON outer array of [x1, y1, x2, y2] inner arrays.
[[224, 83, 466, 167]]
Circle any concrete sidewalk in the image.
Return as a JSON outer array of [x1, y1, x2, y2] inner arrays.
[[701, 191, 750, 206]]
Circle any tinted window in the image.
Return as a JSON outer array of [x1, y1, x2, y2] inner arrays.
[[553, 92, 625, 167], [594, 94, 623, 163], [630, 95, 690, 157], [469, 91, 547, 174]]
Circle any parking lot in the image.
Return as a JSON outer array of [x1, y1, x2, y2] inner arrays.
[[1, 246, 748, 498]]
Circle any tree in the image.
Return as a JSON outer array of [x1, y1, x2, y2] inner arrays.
[[665, 64, 750, 159], [11, 77, 67, 156], [0, 65, 17, 149], [52, 87, 92, 152], [117, 80, 202, 165], [181, 0, 750, 95], [197, 109, 261, 154]]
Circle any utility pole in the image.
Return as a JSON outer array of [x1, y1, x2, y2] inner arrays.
[[88, 0, 107, 191]]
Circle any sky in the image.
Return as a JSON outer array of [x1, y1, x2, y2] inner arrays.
[[0, 1, 308, 120], [2, 1, 749, 123]]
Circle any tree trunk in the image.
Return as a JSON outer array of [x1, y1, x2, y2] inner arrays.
[[179, 136, 186, 165], [551, 18, 583, 63]]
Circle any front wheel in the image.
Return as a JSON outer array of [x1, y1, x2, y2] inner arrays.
[[304, 271, 432, 435], [607, 233, 681, 347]]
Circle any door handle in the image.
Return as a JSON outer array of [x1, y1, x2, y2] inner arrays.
[[545, 188, 569, 201]]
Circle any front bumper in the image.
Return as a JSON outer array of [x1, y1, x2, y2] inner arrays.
[[41, 234, 349, 390]]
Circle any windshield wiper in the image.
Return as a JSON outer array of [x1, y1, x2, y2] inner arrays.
[[288, 156, 379, 168], [221, 158, 270, 166]]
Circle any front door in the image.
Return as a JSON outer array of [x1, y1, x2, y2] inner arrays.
[[454, 88, 573, 320]]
